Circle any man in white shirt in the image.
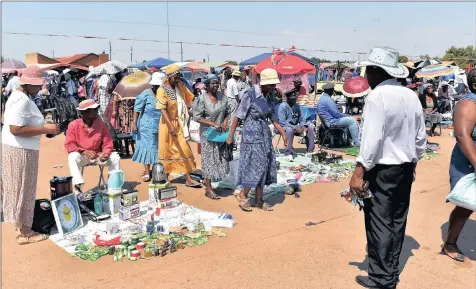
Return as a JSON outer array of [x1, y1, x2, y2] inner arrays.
[[350, 47, 427, 289], [225, 70, 241, 124]]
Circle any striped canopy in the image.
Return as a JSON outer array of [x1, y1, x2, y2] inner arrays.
[[416, 64, 454, 78]]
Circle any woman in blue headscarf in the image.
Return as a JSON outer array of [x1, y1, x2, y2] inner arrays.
[[192, 74, 232, 199]]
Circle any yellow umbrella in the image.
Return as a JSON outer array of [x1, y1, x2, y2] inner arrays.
[[113, 71, 152, 98]]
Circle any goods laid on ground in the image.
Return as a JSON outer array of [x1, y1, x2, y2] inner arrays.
[[48, 183, 236, 262], [212, 152, 356, 201]]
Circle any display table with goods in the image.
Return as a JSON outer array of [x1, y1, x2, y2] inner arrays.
[[47, 184, 236, 262]]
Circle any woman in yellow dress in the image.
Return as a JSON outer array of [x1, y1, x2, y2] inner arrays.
[[156, 64, 202, 187]]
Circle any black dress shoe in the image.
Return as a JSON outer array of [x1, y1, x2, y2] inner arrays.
[[355, 276, 397, 289], [355, 276, 381, 289]]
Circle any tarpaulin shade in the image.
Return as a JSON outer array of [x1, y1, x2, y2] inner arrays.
[[254, 54, 316, 75]]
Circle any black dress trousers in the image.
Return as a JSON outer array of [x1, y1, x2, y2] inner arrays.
[[363, 163, 415, 289]]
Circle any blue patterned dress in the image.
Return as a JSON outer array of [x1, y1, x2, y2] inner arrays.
[[131, 89, 162, 165], [235, 86, 277, 188]]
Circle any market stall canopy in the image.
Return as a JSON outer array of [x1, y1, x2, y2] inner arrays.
[[416, 64, 454, 78], [86, 60, 128, 79], [129, 57, 174, 69], [254, 54, 316, 75], [416, 59, 440, 69], [1, 59, 27, 73], [342, 76, 371, 98], [145, 57, 175, 69], [113, 71, 152, 98], [184, 62, 211, 73], [240, 52, 315, 67], [320, 62, 351, 70]]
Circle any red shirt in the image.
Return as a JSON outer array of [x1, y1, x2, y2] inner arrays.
[[64, 118, 113, 156]]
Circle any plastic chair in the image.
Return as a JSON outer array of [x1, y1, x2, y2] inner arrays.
[[317, 115, 348, 149], [103, 118, 135, 157]]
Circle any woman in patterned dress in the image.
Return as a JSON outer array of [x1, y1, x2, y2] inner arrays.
[[131, 72, 164, 181], [156, 64, 202, 188], [2, 66, 60, 244], [226, 69, 287, 211], [192, 74, 231, 199]]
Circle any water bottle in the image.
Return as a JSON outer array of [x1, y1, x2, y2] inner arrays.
[[94, 193, 103, 215]]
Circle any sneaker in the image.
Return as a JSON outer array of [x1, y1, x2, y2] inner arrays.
[[286, 155, 294, 162]]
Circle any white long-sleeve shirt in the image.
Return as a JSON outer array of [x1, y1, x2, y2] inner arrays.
[[356, 79, 427, 171]]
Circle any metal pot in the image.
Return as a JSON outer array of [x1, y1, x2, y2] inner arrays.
[[151, 163, 167, 183], [50, 176, 73, 200]]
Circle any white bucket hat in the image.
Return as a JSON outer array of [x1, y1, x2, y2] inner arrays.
[[259, 68, 280, 85], [149, 72, 165, 86], [355, 46, 409, 78]]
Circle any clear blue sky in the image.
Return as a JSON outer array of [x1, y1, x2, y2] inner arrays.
[[2, 2, 475, 65]]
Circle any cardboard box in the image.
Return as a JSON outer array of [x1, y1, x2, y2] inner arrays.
[[119, 204, 140, 220], [121, 191, 138, 207], [101, 189, 122, 216]]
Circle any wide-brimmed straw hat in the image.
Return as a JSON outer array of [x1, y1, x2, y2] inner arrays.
[[77, 99, 100, 111], [355, 46, 409, 78], [260, 68, 280, 85], [232, 70, 241, 77], [149, 72, 165, 86], [18, 65, 45, 86]]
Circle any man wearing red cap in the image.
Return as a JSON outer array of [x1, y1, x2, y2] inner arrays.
[[64, 99, 120, 193]]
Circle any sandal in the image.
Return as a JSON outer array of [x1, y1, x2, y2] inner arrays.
[[205, 190, 221, 200], [142, 174, 151, 182], [441, 244, 465, 262], [17, 232, 49, 245], [238, 198, 252, 212], [185, 180, 202, 188], [253, 202, 274, 211]]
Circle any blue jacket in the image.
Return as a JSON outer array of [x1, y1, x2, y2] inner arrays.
[[317, 93, 346, 126], [278, 102, 305, 129]]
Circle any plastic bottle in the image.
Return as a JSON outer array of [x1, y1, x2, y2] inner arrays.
[[94, 193, 103, 215]]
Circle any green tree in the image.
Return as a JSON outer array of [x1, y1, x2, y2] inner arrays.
[[310, 57, 330, 64], [225, 60, 238, 66], [398, 56, 409, 63], [442, 45, 476, 67]]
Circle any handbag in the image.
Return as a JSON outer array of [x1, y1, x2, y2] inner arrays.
[[219, 142, 234, 162], [446, 173, 476, 211], [204, 127, 233, 143]]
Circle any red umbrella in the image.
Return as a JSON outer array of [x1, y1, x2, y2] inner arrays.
[[343, 76, 371, 98], [254, 54, 315, 75]]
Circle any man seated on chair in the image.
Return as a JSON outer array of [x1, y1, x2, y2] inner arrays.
[[317, 83, 360, 147], [64, 99, 121, 194], [278, 92, 315, 161]]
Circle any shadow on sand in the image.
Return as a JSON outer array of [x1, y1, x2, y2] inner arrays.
[[441, 218, 476, 261], [349, 235, 420, 273]]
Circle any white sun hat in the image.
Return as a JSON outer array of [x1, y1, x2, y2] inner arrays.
[[259, 68, 280, 85], [149, 72, 166, 86], [355, 46, 409, 78]]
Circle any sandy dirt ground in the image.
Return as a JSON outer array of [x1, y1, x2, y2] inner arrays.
[[1, 129, 475, 289]]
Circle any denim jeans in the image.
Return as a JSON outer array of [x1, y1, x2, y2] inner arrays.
[[331, 117, 360, 146], [284, 124, 316, 155]]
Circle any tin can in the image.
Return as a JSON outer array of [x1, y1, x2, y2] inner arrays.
[[127, 245, 136, 257], [131, 236, 139, 245], [118, 245, 126, 256]]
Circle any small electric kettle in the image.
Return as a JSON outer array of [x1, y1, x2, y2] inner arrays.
[[50, 176, 73, 200], [107, 170, 125, 190], [151, 163, 167, 183]]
